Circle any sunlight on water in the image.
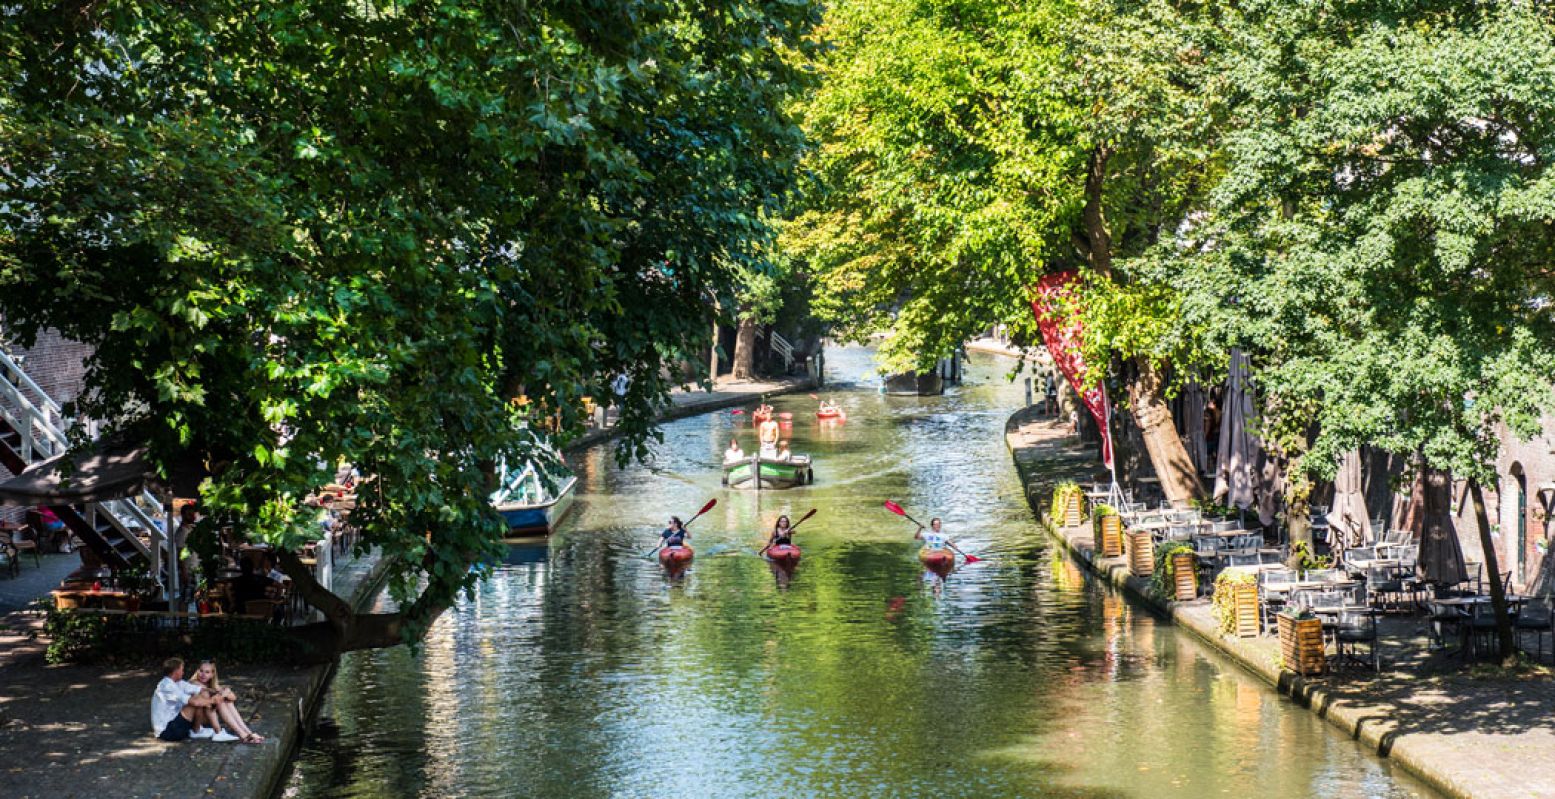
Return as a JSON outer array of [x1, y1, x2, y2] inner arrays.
[[284, 346, 1436, 799]]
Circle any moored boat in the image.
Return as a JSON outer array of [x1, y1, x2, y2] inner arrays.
[[493, 457, 577, 537], [766, 543, 802, 567], [723, 455, 813, 489], [658, 545, 694, 566], [918, 547, 955, 574]]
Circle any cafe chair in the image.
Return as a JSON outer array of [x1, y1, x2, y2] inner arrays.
[[1515, 597, 1553, 663], [1333, 608, 1380, 672]]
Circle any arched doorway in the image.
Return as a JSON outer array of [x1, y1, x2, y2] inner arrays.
[[1503, 464, 1527, 588]]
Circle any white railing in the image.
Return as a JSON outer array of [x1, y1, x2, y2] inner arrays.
[[0, 345, 175, 597], [770, 331, 795, 373]]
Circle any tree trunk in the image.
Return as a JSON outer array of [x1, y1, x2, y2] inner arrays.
[[1081, 145, 1115, 278], [1468, 478, 1519, 666], [732, 315, 758, 381], [1126, 357, 1205, 507]]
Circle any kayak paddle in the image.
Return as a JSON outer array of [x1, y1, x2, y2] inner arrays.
[[883, 500, 981, 564], [645, 498, 718, 559], [760, 507, 817, 556]]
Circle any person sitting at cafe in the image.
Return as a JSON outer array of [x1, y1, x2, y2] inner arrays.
[[232, 558, 280, 618]]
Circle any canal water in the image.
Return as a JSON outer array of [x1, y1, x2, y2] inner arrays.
[[283, 347, 1435, 799]]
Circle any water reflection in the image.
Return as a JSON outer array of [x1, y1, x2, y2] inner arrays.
[[285, 347, 1435, 799]]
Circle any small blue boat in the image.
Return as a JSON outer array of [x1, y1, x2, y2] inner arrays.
[[492, 458, 577, 537]]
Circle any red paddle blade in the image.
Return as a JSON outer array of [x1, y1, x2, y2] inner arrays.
[[883, 500, 906, 516], [698, 498, 718, 515], [962, 554, 983, 564], [797, 508, 818, 524], [731, 409, 746, 415]]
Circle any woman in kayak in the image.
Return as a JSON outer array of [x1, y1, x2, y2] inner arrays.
[[661, 516, 690, 550], [767, 514, 794, 549]]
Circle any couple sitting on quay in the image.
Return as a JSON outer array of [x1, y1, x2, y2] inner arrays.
[[150, 657, 264, 744]]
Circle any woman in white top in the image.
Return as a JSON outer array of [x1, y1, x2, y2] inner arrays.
[[189, 659, 265, 744], [724, 439, 745, 463]]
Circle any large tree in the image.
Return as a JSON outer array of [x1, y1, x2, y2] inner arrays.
[[782, 0, 1084, 374], [0, 0, 819, 654], [1167, 0, 1555, 662]]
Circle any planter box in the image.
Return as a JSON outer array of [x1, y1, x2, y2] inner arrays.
[[1063, 495, 1084, 527], [1098, 514, 1123, 557], [1232, 582, 1260, 638], [1171, 552, 1197, 600], [1277, 613, 1326, 676], [1126, 530, 1154, 577]]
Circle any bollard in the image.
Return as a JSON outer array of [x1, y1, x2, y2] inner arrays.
[[1024, 377, 1032, 408]]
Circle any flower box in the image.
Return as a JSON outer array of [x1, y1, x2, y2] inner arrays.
[[1126, 529, 1154, 577], [1064, 494, 1084, 527], [1171, 552, 1197, 600], [1098, 514, 1123, 557], [1277, 612, 1326, 676], [1231, 582, 1260, 638]]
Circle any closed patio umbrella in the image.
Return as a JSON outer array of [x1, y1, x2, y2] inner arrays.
[[1213, 350, 1262, 514], [1181, 382, 1209, 477], [1325, 449, 1372, 552]]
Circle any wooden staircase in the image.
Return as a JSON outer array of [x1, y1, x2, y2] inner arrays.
[[0, 349, 174, 593]]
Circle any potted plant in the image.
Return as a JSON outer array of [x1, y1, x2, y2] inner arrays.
[[114, 563, 155, 612], [1125, 526, 1154, 577], [1277, 609, 1326, 676], [1052, 481, 1086, 527], [1094, 504, 1123, 557], [1212, 571, 1260, 638], [1152, 542, 1197, 601]]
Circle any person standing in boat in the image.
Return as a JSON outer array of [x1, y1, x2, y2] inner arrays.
[[661, 517, 690, 551], [758, 415, 780, 458]]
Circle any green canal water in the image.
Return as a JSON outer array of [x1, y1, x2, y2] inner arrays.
[[283, 347, 1436, 799]]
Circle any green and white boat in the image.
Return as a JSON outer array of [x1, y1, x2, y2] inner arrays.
[[722, 454, 813, 490]]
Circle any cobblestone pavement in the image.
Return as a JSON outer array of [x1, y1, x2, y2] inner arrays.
[[1005, 407, 1555, 799], [0, 551, 384, 799]]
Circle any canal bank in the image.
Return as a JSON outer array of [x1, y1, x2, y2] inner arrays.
[[0, 549, 390, 799], [1005, 404, 1555, 799], [563, 375, 819, 454]]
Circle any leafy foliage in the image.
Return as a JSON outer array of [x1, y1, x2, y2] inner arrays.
[[783, 0, 1083, 372], [0, 1, 819, 647]]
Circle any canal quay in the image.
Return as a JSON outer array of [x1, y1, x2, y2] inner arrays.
[[281, 347, 1437, 799]]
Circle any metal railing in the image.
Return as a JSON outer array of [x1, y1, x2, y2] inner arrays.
[[0, 346, 174, 597], [769, 331, 795, 373]]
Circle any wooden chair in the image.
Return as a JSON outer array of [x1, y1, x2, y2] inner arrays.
[[243, 599, 280, 623], [3, 528, 39, 568]]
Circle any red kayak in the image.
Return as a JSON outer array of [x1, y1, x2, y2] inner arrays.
[[816, 408, 846, 421], [659, 546, 694, 566], [766, 544, 802, 567], [918, 547, 955, 574]]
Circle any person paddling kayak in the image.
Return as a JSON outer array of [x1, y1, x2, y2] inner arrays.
[[916, 518, 969, 561], [661, 516, 690, 550], [767, 515, 795, 549]]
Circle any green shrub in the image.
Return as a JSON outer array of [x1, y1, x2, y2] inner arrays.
[[1211, 570, 1257, 635], [1151, 542, 1195, 600]]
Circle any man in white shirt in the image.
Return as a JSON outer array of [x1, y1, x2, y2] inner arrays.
[[151, 657, 234, 742]]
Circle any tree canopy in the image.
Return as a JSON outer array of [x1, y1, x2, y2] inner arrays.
[[0, 0, 819, 651]]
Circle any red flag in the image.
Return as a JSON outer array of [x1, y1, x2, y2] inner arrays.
[[1032, 271, 1114, 469]]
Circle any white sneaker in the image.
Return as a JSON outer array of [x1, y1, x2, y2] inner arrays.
[[190, 728, 214, 739], [211, 732, 239, 743]]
